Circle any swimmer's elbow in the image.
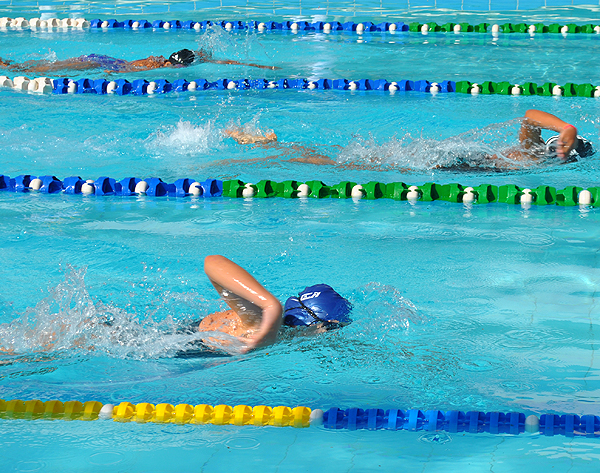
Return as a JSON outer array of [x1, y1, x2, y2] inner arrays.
[[204, 254, 228, 271]]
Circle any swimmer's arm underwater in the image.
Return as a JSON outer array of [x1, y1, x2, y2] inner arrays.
[[202, 255, 282, 352], [206, 59, 280, 70]]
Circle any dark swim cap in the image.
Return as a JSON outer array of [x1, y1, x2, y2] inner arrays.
[[546, 135, 594, 160], [283, 284, 352, 327], [168, 49, 195, 66]]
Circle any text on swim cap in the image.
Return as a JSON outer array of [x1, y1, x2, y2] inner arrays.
[[300, 292, 321, 301]]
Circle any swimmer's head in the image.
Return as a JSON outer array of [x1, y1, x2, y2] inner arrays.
[[546, 135, 594, 162], [168, 49, 195, 66], [283, 284, 352, 329]]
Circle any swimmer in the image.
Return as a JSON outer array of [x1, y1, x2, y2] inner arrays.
[[197, 255, 352, 352], [505, 109, 593, 163], [0, 48, 279, 74], [222, 110, 594, 171]]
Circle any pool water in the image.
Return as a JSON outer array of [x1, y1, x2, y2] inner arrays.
[[4, 26, 600, 85], [1, 2, 600, 472]]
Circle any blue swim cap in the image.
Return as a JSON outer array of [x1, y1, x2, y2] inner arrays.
[[283, 284, 352, 327]]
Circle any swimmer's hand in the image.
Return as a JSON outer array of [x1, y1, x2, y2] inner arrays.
[[237, 303, 282, 353], [224, 129, 278, 145], [556, 125, 578, 160]]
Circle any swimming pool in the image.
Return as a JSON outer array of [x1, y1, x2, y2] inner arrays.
[[1, 1, 600, 472]]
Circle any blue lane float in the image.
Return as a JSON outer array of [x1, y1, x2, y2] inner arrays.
[[321, 408, 600, 438], [0, 174, 225, 198], [85, 19, 411, 33], [49, 77, 456, 95]]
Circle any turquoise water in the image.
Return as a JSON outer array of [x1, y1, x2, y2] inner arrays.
[[4, 27, 600, 85], [1, 2, 600, 472], [0, 88, 599, 188]]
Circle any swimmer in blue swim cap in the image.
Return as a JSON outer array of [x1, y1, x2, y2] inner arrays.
[[197, 255, 351, 352]]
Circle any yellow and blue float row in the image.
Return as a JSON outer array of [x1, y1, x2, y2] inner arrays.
[[2, 398, 600, 438], [2, 74, 599, 98], [2, 16, 600, 35], [0, 175, 598, 207]]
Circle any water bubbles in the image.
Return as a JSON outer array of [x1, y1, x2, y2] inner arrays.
[[419, 432, 452, 444]]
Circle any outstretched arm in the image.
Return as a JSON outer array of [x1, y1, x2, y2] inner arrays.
[[207, 59, 279, 70], [519, 109, 578, 160], [203, 255, 282, 351]]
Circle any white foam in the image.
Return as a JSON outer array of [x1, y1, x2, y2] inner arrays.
[[335, 119, 541, 171], [148, 119, 222, 155], [0, 266, 228, 360], [197, 331, 248, 355]]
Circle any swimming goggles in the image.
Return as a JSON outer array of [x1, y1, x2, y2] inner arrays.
[[293, 299, 346, 329]]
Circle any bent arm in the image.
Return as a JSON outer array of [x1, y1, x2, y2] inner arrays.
[[223, 129, 278, 145], [519, 109, 578, 159], [204, 255, 282, 350]]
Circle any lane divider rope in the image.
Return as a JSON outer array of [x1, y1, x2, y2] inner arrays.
[[1, 17, 600, 35], [0, 175, 597, 206], [1, 75, 599, 98], [1, 398, 599, 437]]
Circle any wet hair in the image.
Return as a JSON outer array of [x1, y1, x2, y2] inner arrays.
[[168, 49, 195, 66]]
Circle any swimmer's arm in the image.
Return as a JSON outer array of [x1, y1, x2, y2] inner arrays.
[[204, 255, 282, 351], [519, 109, 578, 159], [223, 129, 278, 145], [207, 59, 280, 70]]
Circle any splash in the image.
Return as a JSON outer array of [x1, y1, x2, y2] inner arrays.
[[195, 25, 261, 62], [352, 282, 429, 334], [146, 119, 223, 156], [335, 119, 549, 172], [225, 115, 274, 137], [0, 267, 229, 360]]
